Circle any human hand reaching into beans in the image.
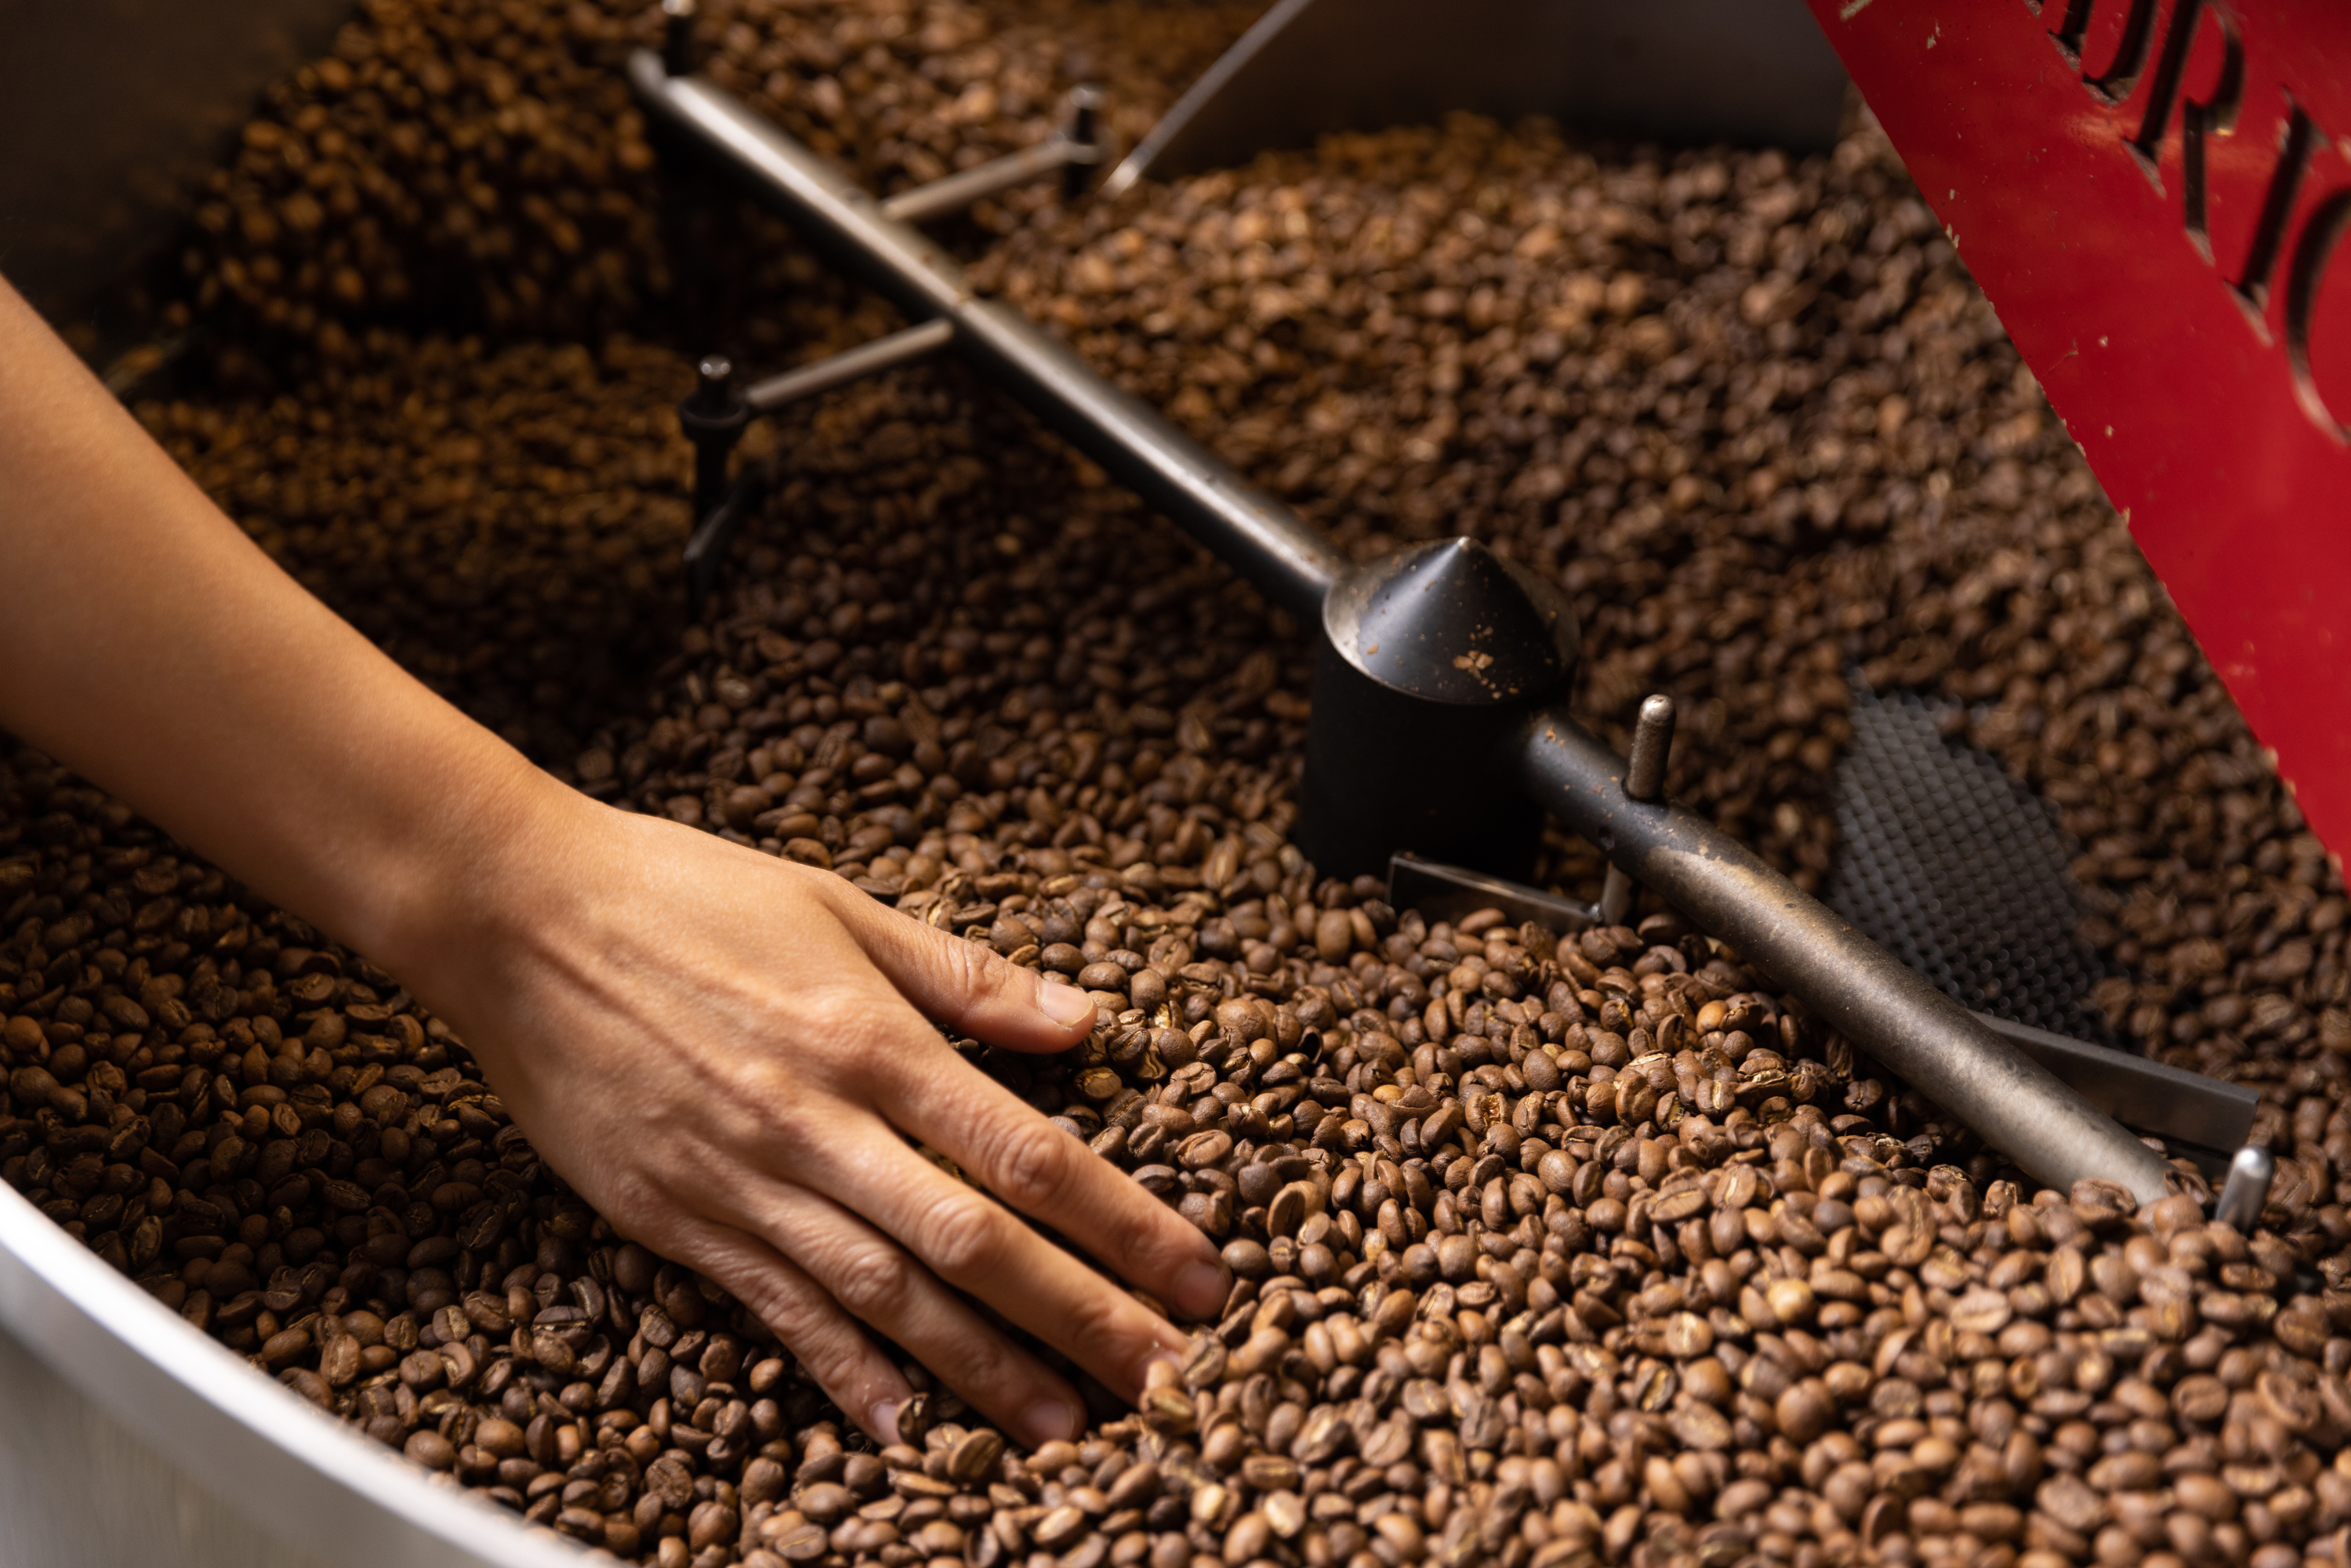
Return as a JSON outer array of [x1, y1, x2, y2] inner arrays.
[[0, 274, 1226, 1448], [418, 800, 1229, 1447]]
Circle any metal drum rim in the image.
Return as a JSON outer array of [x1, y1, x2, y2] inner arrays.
[[0, 1178, 586, 1567]]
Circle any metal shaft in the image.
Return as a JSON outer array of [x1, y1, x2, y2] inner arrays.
[[1518, 711, 2176, 1204], [629, 50, 1344, 620], [678, 354, 750, 524], [661, 0, 695, 76]]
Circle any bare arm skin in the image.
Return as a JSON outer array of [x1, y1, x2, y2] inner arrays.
[[0, 277, 1227, 1448]]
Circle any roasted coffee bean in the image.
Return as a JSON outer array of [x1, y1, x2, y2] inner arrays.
[[9, 5, 2351, 1566]]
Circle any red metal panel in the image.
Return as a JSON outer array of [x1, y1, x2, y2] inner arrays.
[[1807, 0, 2351, 858]]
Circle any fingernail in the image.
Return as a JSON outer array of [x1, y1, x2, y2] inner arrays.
[[1141, 1348, 1183, 1393], [1021, 1397, 1083, 1448], [1039, 978, 1096, 1029], [1171, 1258, 1228, 1319], [868, 1399, 902, 1447]]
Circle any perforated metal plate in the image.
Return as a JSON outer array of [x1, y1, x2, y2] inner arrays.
[[1823, 684, 2117, 1047]]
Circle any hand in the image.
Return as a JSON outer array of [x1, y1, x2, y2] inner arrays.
[[390, 782, 1230, 1449], [0, 278, 1229, 1450]]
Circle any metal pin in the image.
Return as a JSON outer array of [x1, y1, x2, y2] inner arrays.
[[1062, 85, 1105, 199], [2214, 1145, 2275, 1231], [1598, 694, 1675, 925], [1624, 694, 1676, 801], [662, 0, 697, 76], [677, 354, 751, 528], [692, 353, 732, 406]]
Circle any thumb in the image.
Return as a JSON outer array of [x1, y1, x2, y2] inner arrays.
[[837, 891, 1100, 1053]]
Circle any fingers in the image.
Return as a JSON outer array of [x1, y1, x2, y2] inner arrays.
[[814, 897, 1232, 1323], [653, 1214, 916, 1446], [731, 1178, 1090, 1449], [816, 871, 1227, 1310], [832, 886, 1097, 1053], [827, 1127, 1193, 1404], [889, 1061, 1232, 1323]]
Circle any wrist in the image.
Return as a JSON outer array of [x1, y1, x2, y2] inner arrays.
[[354, 740, 589, 997]]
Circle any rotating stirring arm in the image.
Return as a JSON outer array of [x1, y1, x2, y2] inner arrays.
[[633, 45, 2202, 1208]]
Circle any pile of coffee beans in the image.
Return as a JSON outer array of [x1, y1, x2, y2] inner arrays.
[[9, 713, 2350, 1568], [173, 0, 1254, 368], [6, 1, 2351, 1566], [140, 335, 696, 768]]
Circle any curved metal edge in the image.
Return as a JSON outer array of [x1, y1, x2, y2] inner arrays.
[[0, 1181, 586, 1568], [1105, 0, 1848, 197], [0, 0, 355, 332]]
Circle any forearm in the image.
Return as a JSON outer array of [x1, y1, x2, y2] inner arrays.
[[0, 278, 1226, 1439], [0, 278, 550, 968]]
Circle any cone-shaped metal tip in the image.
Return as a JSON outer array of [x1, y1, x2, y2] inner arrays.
[[1326, 537, 1578, 705]]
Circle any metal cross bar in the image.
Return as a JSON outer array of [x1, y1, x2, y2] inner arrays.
[[1517, 714, 2176, 1200], [1390, 852, 2255, 1173], [745, 318, 956, 414], [878, 88, 1103, 225]]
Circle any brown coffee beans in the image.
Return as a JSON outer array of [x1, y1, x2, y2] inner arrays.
[[9, 2, 2351, 1566]]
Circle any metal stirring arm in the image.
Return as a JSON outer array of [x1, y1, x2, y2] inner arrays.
[[1516, 715, 2177, 1200], [632, 45, 2200, 1208]]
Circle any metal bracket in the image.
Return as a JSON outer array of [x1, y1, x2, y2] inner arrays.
[[1389, 851, 1598, 933]]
